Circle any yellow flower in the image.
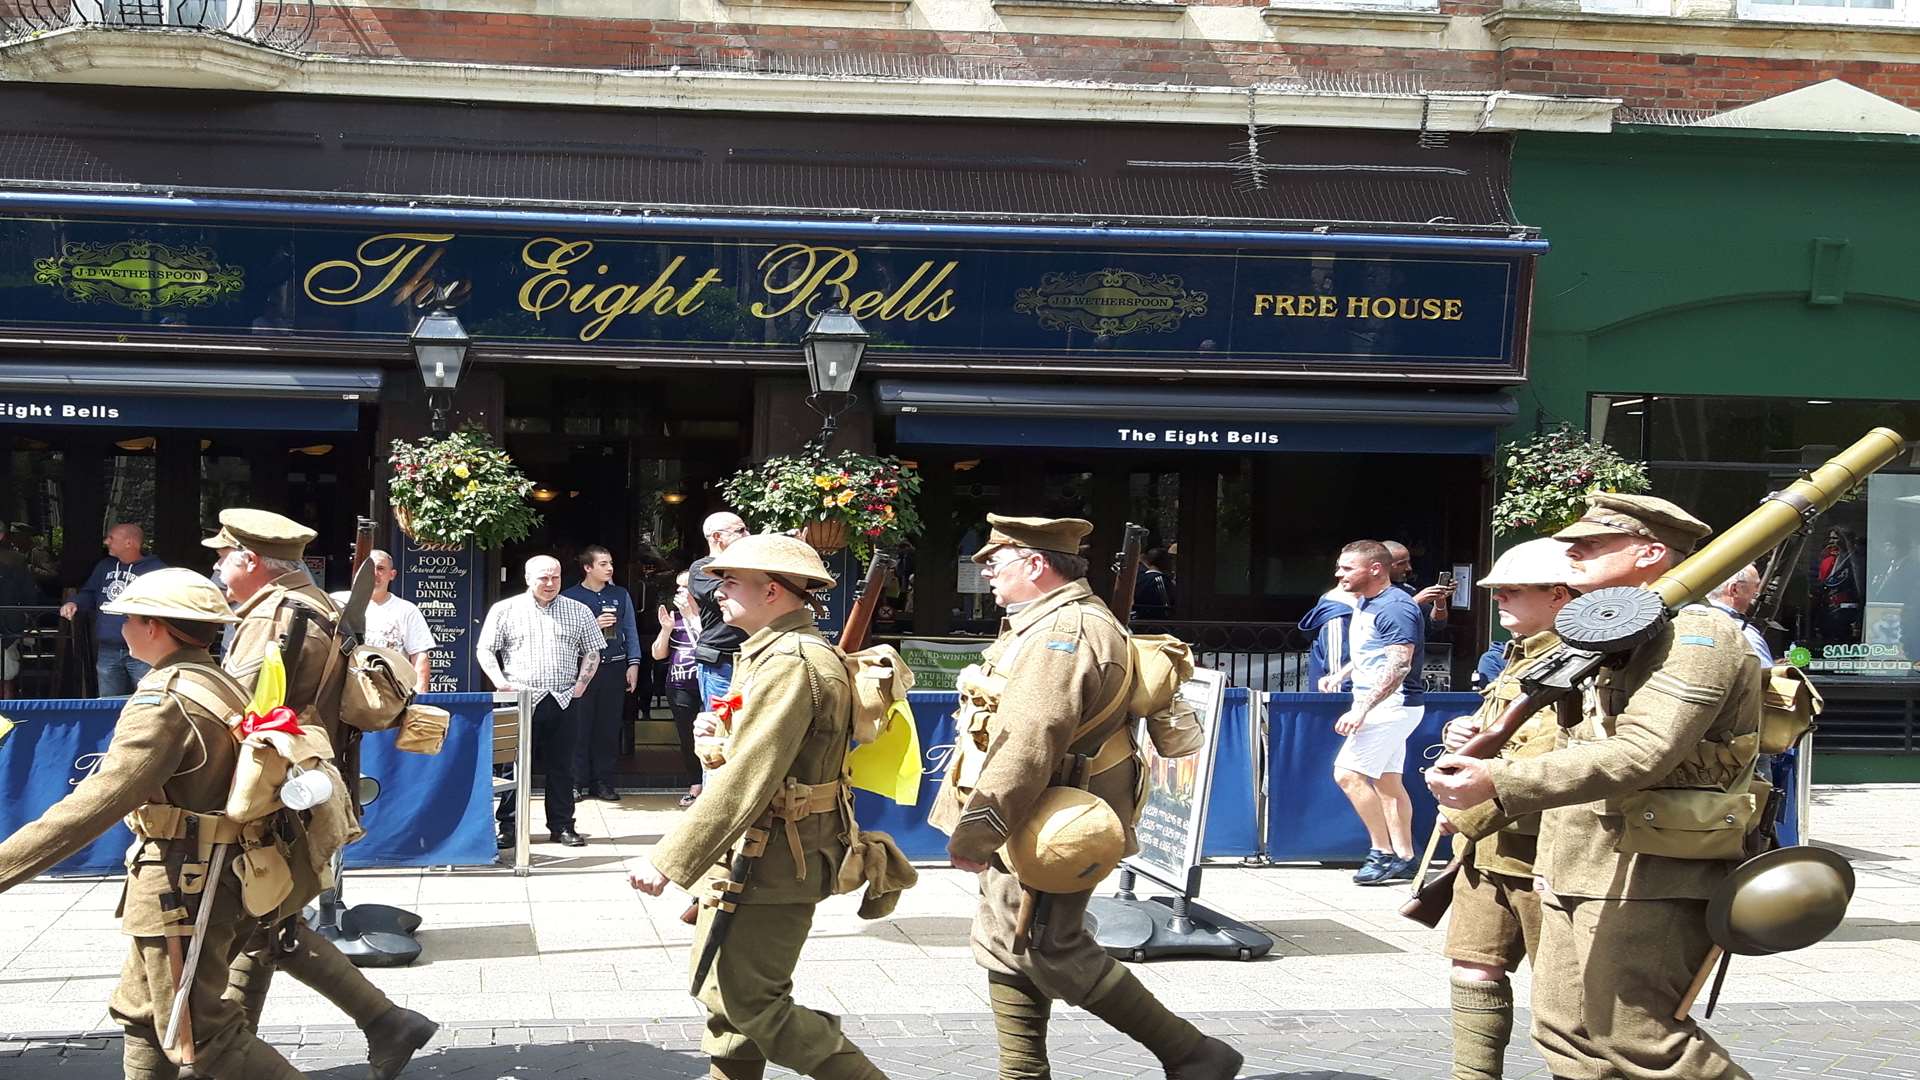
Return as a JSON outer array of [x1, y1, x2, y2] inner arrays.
[[813, 474, 835, 489], [453, 463, 470, 479], [836, 490, 856, 506], [882, 505, 896, 520], [822, 497, 836, 508]]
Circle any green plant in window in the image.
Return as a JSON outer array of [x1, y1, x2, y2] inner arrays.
[[719, 447, 923, 562], [1492, 424, 1651, 538], [388, 427, 540, 549]]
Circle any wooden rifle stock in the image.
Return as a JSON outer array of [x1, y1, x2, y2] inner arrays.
[[838, 551, 895, 654], [350, 515, 375, 577], [1109, 523, 1148, 630]]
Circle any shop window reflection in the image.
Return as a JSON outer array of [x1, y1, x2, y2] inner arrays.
[[103, 447, 155, 542], [1214, 461, 1253, 595]]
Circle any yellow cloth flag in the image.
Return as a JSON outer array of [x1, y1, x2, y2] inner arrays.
[[246, 642, 288, 716], [846, 700, 923, 806]]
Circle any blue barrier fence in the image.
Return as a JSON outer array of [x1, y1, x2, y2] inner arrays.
[[0, 693, 499, 876], [1, 689, 1800, 875]]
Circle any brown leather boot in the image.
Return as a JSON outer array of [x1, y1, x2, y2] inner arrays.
[[365, 1005, 439, 1080], [710, 1056, 768, 1080], [1165, 1037, 1245, 1080], [988, 974, 1053, 1080]]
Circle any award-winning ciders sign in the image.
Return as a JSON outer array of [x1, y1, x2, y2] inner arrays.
[[8, 215, 1527, 372]]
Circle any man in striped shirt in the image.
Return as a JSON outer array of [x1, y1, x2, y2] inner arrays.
[[479, 555, 600, 847]]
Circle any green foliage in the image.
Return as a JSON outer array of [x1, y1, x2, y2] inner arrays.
[[1492, 424, 1651, 538], [388, 427, 540, 550], [720, 447, 924, 562]]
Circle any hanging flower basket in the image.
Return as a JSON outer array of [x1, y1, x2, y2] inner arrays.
[[388, 427, 541, 551], [392, 504, 466, 552], [1492, 424, 1652, 538], [800, 518, 850, 554], [720, 447, 923, 563]]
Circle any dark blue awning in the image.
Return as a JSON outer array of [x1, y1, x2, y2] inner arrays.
[[879, 380, 1513, 455], [0, 362, 377, 431]]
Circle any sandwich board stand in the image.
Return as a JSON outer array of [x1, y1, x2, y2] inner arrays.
[[1087, 669, 1272, 962]]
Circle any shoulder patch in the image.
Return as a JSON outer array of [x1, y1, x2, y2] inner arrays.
[[128, 694, 167, 707], [1045, 640, 1079, 653], [1676, 634, 1716, 647]]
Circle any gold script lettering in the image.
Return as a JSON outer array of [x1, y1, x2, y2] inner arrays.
[[303, 233, 456, 307], [519, 239, 723, 342], [753, 244, 860, 319]]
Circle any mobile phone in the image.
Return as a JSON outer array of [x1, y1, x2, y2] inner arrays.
[[1435, 571, 1456, 591]]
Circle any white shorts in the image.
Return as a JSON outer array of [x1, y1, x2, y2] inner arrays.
[[1333, 700, 1425, 779]]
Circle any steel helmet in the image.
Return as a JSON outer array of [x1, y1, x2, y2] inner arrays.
[[1477, 538, 1575, 589], [100, 568, 239, 624], [700, 534, 835, 590], [1003, 787, 1126, 894], [1706, 845, 1855, 955]]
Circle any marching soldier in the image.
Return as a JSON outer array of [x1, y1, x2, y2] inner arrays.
[[1429, 494, 1765, 1080], [1432, 539, 1577, 1080], [206, 509, 438, 1080], [0, 569, 308, 1078], [933, 515, 1241, 1080], [626, 534, 891, 1080]]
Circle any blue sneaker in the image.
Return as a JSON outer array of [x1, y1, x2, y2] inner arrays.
[[1361, 855, 1419, 887], [1352, 849, 1391, 884]]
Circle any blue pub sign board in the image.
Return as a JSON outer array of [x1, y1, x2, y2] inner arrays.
[[6, 208, 1532, 375]]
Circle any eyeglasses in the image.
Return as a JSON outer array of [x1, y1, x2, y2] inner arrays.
[[982, 553, 1034, 576]]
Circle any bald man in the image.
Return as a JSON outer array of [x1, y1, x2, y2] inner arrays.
[[60, 522, 167, 696], [477, 555, 602, 847], [689, 512, 751, 705]]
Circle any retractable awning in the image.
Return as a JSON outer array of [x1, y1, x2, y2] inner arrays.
[[0, 362, 379, 431], [878, 380, 1515, 455]]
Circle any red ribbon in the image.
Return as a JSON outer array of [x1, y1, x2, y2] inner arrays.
[[708, 692, 744, 725], [239, 705, 303, 739]]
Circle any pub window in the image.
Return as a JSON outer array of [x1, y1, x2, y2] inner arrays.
[[1591, 393, 1920, 679]]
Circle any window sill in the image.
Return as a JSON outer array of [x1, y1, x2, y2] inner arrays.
[[1486, 7, 1920, 47], [721, 0, 911, 12], [992, 0, 1190, 21], [1262, 4, 1453, 42]]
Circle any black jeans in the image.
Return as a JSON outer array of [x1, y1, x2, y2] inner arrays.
[[496, 694, 578, 837], [667, 680, 702, 781], [571, 661, 628, 789]]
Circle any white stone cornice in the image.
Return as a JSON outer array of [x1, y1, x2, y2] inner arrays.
[[0, 26, 1618, 131]]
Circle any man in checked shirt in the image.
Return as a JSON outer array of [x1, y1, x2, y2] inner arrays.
[[479, 555, 601, 847]]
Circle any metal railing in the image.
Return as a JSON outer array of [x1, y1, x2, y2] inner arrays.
[[1131, 620, 1315, 692], [4, 0, 316, 50], [0, 605, 81, 700]]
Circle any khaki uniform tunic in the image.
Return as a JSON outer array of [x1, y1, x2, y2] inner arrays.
[[930, 579, 1136, 1006], [1440, 631, 1559, 972], [223, 572, 397, 1029], [0, 649, 297, 1072], [1483, 606, 1763, 1080], [651, 609, 858, 1072]]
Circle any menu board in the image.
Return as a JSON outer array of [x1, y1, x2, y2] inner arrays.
[[1124, 667, 1227, 893], [393, 534, 484, 693]]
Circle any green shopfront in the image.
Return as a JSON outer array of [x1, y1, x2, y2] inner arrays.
[[1515, 124, 1920, 777]]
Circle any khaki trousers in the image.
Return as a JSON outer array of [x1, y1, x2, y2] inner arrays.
[[107, 873, 300, 1077], [969, 859, 1107, 1006], [1531, 894, 1751, 1080], [693, 899, 847, 1074]]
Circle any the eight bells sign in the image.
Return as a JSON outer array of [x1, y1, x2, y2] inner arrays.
[[6, 214, 1527, 372]]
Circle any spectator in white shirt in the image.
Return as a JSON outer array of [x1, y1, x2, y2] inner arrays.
[[332, 550, 437, 688], [1709, 563, 1774, 666], [477, 555, 600, 848]]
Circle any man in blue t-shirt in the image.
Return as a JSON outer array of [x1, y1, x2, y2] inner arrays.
[[58, 522, 167, 696], [563, 545, 641, 802], [1319, 539, 1427, 886]]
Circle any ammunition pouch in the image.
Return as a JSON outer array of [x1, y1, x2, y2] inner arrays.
[[339, 645, 418, 733], [127, 805, 296, 917], [1618, 788, 1757, 862], [1761, 665, 1822, 755], [394, 703, 450, 756], [234, 844, 294, 918], [765, 775, 851, 882]]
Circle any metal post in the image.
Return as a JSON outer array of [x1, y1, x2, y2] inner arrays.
[[515, 688, 534, 877], [1251, 690, 1270, 865], [1795, 728, 1814, 843]]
